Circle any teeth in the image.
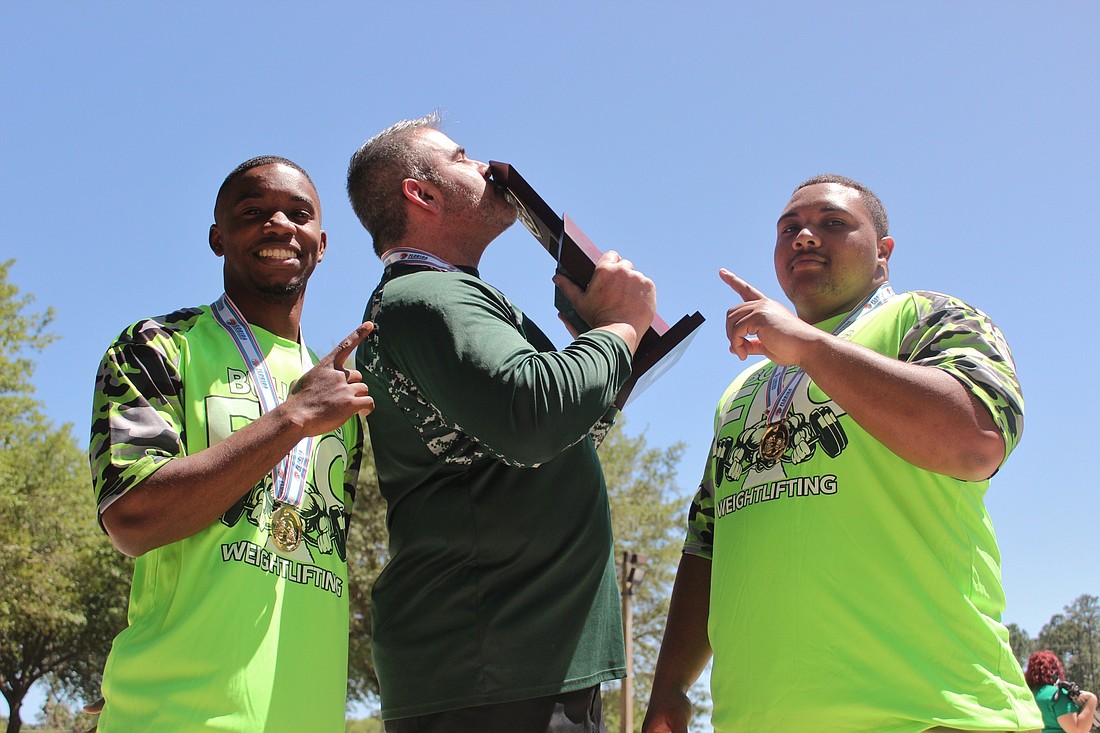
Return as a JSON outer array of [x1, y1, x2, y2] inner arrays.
[[259, 248, 295, 259]]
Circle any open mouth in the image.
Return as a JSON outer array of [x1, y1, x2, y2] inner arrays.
[[258, 247, 297, 261]]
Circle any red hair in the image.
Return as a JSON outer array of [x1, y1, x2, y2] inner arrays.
[[1025, 650, 1066, 689]]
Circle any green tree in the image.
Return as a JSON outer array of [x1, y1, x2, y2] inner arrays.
[[37, 691, 98, 733], [346, 428, 388, 706], [1006, 622, 1036, 669], [344, 715, 383, 733], [599, 419, 709, 732], [0, 262, 131, 733], [1037, 594, 1100, 691]]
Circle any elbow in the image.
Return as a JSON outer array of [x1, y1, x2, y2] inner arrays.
[[950, 431, 1006, 482], [101, 505, 156, 558]]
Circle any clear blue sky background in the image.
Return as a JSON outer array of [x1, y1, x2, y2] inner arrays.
[[3, 0, 1098, 724]]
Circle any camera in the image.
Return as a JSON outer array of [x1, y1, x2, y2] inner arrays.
[[1056, 678, 1082, 701]]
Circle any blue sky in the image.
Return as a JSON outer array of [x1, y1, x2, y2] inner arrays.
[[3, 0, 1098, 723]]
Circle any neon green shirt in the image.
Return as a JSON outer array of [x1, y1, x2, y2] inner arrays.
[[684, 290, 1041, 733], [90, 305, 362, 733]]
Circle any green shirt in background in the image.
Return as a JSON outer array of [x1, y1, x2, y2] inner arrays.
[[357, 265, 631, 720], [685, 290, 1042, 733], [90, 306, 363, 733], [1032, 684, 1079, 733]]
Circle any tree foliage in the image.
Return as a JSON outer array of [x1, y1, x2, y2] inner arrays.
[[1011, 594, 1100, 692], [0, 262, 131, 733], [346, 428, 387, 706], [1038, 595, 1100, 691], [0, 259, 56, 446], [598, 418, 692, 732]]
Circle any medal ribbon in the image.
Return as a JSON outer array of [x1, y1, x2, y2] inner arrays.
[[765, 282, 895, 425], [381, 247, 461, 273], [211, 294, 314, 508]]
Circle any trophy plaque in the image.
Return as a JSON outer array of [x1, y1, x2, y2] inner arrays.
[[488, 161, 704, 409]]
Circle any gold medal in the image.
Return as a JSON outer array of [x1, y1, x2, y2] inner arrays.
[[759, 422, 790, 462], [271, 505, 303, 553]]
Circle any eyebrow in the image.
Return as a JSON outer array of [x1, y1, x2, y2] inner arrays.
[[451, 146, 466, 161], [232, 190, 316, 208], [777, 204, 849, 225]]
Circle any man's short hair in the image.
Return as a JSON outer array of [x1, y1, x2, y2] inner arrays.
[[346, 112, 444, 257], [795, 174, 889, 238], [214, 156, 314, 219]]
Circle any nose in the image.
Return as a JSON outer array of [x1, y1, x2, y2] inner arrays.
[[792, 227, 818, 249], [264, 211, 295, 233]]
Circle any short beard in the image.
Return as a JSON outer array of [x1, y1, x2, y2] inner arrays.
[[257, 277, 307, 301]]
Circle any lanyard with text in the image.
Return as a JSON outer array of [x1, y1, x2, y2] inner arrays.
[[381, 247, 462, 273], [211, 294, 314, 553], [758, 282, 896, 461]]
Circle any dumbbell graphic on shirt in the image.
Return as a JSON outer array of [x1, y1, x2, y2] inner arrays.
[[716, 407, 849, 483]]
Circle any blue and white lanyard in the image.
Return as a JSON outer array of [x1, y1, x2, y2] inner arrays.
[[381, 247, 461, 273], [765, 282, 896, 425], [211, 294, 314, 508]]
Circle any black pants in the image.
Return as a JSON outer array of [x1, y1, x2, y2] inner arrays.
[[383, 685, 605, 733]]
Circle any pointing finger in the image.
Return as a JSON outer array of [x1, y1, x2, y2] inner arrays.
[[325, 321, 374, 370], [719, 268, 767, 303]]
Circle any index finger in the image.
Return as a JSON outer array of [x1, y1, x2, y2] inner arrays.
[[323, 321, 374, 369], [719, 268, 767, 303]]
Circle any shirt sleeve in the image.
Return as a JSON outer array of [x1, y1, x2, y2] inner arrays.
[[683, 391, 729, 559], [380, 272, 633, 467], [88, 320, 186, 520], [899, 292, 1025, 461]]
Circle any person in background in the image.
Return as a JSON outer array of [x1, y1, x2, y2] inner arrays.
[[1026, 650, 1098, 733]]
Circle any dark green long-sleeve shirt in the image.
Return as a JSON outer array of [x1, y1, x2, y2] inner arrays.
[[356, 263, 631, 720]]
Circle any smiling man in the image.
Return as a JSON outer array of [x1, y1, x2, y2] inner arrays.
[[89, 156, 375, 732], [643, 175, 1042, 733], [346, 114, 657, 732]]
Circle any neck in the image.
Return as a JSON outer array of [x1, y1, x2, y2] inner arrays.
[[399, 222, 492, 269], [797, 281, 887, 325], [225, 289, 304, 341]]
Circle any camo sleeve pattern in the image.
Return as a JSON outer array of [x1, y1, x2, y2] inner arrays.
[[899, 291, 1024, 459], [681, 289, 1024, 557], [683, 394, 726, 559], [89, 308, 202, 518]]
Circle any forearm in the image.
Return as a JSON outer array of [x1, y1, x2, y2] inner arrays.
[[424, 332, 630, 464], [798, 332, 1005, 480], [644, 554, 712, 733], [651, 553, 713, 692], [1065, 693, 1098, 733], [102, 403, 307, 557]]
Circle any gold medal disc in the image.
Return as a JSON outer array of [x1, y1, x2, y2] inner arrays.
[[271, 505, 303, 553], [759, 422, 790, 462]]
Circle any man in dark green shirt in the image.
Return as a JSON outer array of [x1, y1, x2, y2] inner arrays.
[[347, 113, 658, 732]]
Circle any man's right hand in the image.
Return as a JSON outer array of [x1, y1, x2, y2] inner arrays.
[[553, 250, 656, 355], [641, 687, 692, 733], [282, 322, 375, 435], [103, 322, 375, 558]]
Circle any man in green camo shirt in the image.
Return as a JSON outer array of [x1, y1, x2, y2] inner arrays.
[[89, 157, 374, 732], [346, 113, 657, 732], [643, 175, 1042, 733]]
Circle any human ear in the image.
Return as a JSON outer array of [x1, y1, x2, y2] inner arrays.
[[875, 236, 895, 280], [209, 224, 224, 256], [402, 179, 442, 214]]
